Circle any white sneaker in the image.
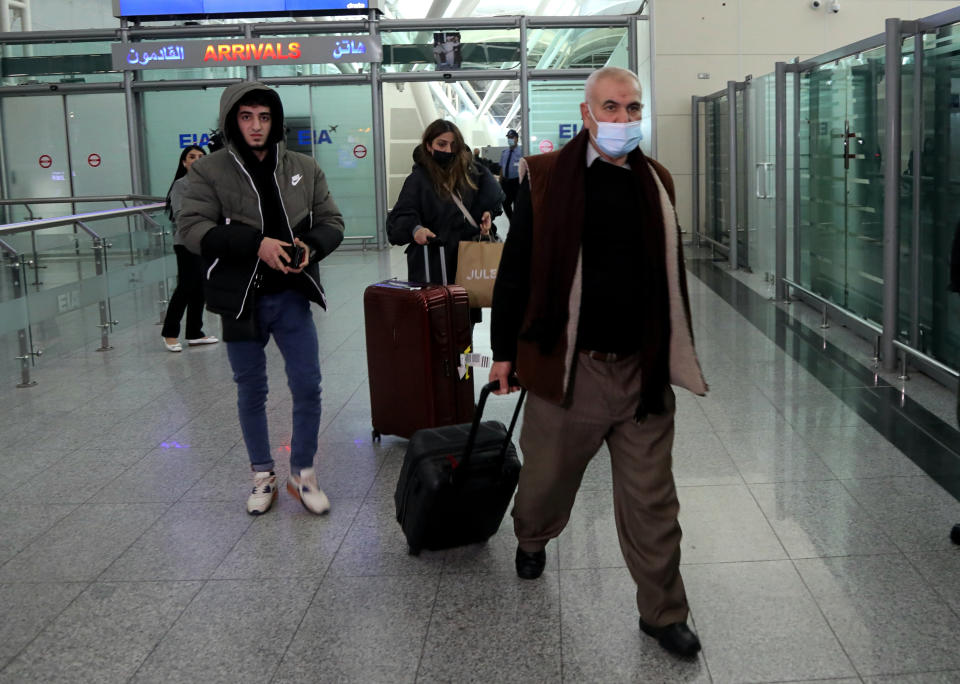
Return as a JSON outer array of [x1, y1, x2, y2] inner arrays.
[[246, 471, 278, 515], [187, 336, 219, 346], [286, 467, 330, 515]]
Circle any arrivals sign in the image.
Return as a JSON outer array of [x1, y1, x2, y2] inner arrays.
[[112, 35, 381, 70]]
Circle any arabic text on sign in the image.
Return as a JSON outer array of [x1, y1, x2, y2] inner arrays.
[[332, 39, 367, 60], [203, 42, 301, 63], [127, 45, 185, 66]]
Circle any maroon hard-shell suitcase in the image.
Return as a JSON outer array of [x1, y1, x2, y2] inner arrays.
[[364, 279, 475, 440]]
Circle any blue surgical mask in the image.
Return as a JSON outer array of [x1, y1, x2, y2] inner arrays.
[[507, 138, 517, 148], [587, 106, 643, 158]]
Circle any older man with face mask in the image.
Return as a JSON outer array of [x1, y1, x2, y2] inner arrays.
[[488, 66, 707, 658]]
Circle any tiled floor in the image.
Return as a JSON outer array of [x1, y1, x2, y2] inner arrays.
[[1, 248, 959, 683]]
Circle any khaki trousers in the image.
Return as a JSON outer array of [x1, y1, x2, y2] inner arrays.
[[514, 353, 688, 626]]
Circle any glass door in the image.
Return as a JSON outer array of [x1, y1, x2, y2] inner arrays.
[[735, 88, 749, 268], [704, 95, 729, 251], [307, 84, 376, 241], [746, 74, 777, 279], [800, 48, 886, 325], [0, 96, 73, 238]]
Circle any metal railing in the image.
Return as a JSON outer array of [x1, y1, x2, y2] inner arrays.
[[783, 277, 960, 388], [693, 5, 960, 386], [342, 235, 376, 251], [1, 200, 169, 387]]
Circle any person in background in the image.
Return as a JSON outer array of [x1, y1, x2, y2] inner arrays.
[[498, 129, 523, 221], [161, 145, 218, 352], [179, 82, 344, 517], [488, 66, 707, 658], [387, 119, 504, 317], [473, 147, 501, 176]]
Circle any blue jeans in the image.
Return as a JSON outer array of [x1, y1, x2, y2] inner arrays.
[[226, 290, 322, 475]]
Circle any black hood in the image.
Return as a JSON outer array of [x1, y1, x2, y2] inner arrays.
[[219, 81, 285, 151]]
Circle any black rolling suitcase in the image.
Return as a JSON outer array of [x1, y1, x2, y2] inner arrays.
[[395, 381, 526, 555]]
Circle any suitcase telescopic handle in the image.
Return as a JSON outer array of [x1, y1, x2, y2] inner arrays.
[[422, 238, 448, 285], [459, 379, 526, 470]]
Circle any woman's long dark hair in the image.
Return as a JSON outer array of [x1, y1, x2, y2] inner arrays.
[[419, 119, 477, 198], [166, 145, 205, 220]]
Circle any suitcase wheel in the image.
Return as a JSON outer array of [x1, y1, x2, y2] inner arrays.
[[372, 428, 381, 442], [408, 546, 421, 556], [952, 524, 960, 545]]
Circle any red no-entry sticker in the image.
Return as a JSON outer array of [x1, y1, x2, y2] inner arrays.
[[87, 153, 101, 167], [353, 144, 367, 159], [539, 139, 554, 153], [39, 154, 52, 168]]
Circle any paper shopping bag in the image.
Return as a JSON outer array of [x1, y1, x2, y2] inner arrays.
[[455, 238, 504, 308]]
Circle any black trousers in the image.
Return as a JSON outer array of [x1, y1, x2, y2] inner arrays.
[[161, 244, 207, 339], [501, 177, 520, 222]]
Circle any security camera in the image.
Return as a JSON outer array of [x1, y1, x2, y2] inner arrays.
[[829, 0, 839, 12], [810, 0, 820, 8]]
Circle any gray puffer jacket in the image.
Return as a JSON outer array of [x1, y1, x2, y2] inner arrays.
[[178, 81, 344, 319]]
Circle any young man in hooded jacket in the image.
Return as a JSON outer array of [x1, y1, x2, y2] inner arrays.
[[179, 82, 344, 516]]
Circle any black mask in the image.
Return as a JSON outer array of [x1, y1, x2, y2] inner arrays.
[[432, 149, 456, 167]]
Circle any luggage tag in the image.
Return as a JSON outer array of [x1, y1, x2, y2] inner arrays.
[[458, 345, 491, 380]]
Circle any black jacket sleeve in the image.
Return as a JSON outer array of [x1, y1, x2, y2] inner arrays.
[[293, 216, 343, 264], [471, 163, 506, 221], [301, 163, 345, 262], [490, 178, 533, 363], [199, 221, 262, 261], [387, 172, 424, 246]]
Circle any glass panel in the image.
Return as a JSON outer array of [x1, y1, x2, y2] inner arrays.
[[65, 92, 141, 277], [0, 258, 32, 384], [844, 46, 886, 325], [0, 205, 170, 384], [799, 46, 886, 324], [736, 89, 748, 267], [704, 95, 729, 248], [0, 96, 72, 231], [898, 37, 917, 344], [305, 84, 376, 239], [141, 88, 225, 200], [913, 25, 960, 368], [529, 79, 584, 154], [745, 72, 790, 283], [526, 27, 626, 69]]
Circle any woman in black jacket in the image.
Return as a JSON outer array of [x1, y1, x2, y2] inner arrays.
[[387, 119, 504, 289], [161, 145, 218, 352]]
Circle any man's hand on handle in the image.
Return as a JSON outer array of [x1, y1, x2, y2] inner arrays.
[[489, 361, 518, 396]]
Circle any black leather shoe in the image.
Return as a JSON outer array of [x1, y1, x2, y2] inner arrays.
[[639, 619, 701, 658], [515, 547, 546, 579]]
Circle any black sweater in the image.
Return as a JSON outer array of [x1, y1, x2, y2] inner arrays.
[[577, 159, 650, 353]]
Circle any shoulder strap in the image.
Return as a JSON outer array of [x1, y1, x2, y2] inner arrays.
[[451, 193, 478, 228]]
